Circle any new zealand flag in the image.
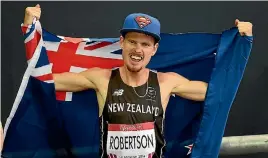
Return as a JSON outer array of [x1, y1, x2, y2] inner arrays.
[[2, 20, 253, 158]]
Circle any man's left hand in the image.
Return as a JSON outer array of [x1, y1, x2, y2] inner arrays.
[[235, 19, 253, 36]]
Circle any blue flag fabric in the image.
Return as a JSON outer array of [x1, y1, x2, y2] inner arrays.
[[2, 21, 252, 158]]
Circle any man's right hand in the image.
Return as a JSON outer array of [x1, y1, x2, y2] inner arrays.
[[24, 4, 41, 25]]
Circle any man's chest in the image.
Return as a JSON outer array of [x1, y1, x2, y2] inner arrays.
[[97, 82, 171, 115]]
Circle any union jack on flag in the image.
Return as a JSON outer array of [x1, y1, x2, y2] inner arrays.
[[22, 21, 124, 101]]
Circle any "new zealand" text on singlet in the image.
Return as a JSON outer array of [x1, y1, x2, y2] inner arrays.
[[108, 103, 159, 117]]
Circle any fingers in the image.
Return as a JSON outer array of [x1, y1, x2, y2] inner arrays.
[[235, 19, 253, 36], [24, 4, 41, 25], [31, 11, 41, 20], [25, 5, 41, 20], [235, 19, 239, 26], [26, 9, 41, 19], [237, 24, 247, 35], [235, 19, 253, 28], [26, 7, 41, 15]]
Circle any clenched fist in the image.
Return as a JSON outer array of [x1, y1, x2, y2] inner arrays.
[[235, 19, 253, 36], [24, 4, 41, 25]]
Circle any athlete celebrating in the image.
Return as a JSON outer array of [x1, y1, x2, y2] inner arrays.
[[23, 4, 253, 158]]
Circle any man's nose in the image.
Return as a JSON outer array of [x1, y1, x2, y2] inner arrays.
[[134, 44, 143, 53]]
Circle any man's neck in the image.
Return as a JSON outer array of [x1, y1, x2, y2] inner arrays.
[[120, 66, 149, 87]]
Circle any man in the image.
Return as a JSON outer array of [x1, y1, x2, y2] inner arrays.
[[23, 4, 253, 158]]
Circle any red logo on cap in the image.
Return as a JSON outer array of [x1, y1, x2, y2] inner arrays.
[[135, 16, 151, 28]]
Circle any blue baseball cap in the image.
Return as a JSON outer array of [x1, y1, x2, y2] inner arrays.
[[120, 13, 161, 42]]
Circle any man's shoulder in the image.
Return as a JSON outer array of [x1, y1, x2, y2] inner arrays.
[[156, 71, 178, 81], [156, 71, 187, 86], [83, 67, 112, 80]]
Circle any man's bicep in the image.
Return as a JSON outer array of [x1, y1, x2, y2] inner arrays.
[[169, 72, 190, 94], [78, 68, 103, 88], [169, 73, 208, 101], [53, 71, 97, 92], [79, 67, 107, 90], [170, 72, 207, 94]]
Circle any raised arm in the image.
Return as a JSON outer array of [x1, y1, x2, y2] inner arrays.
[[21, 4, 108, 93], [53, 67, 102, 92], [24, 4, 41, 25], [168, 72, 208, 101], [167, 19, 253, 102]]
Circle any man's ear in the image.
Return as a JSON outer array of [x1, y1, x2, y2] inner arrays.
[[119, 36, 124, 49], [152, 43, 159, 56]]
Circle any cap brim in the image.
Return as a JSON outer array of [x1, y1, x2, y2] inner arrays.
[[120, 28, 160, 42]]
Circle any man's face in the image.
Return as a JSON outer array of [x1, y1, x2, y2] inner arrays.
[[120, 32, 158, 73]]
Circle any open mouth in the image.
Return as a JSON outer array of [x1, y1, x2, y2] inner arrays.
[[129, 54, 144, 62]]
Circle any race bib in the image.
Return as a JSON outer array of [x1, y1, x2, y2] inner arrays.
[[106, 122, 156, 158]]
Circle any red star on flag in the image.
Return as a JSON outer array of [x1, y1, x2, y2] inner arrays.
[[184, 144, 194, 155]]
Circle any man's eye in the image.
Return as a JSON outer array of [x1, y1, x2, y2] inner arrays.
[[142, 43, 150, 47]]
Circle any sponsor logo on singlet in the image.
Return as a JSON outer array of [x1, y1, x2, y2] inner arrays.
[[106, 122, 156, 158], [113, 89, 124, 96]]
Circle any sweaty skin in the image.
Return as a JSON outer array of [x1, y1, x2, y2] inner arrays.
[[23, 4, 253, 117]]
